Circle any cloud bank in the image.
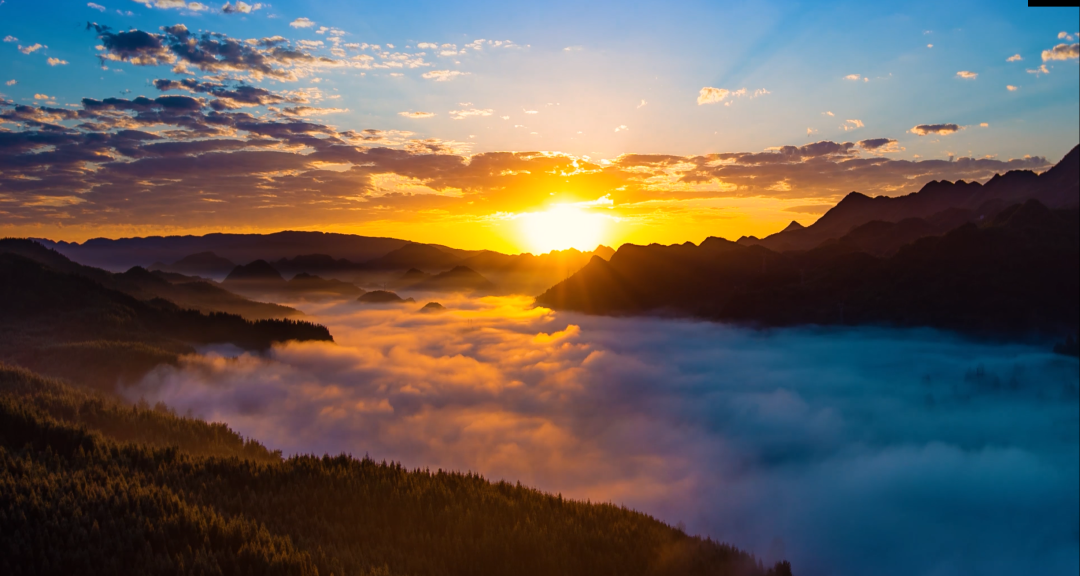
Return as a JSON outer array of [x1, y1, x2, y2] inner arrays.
[[133, 297, 1080, 576]]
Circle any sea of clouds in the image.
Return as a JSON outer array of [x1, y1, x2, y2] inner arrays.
[[133, 296, 1079, 576]]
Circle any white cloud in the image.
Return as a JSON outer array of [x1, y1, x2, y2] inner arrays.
[[33, 93, 51, 100], [5, 79, 16, 86], [523, 109, 538, 114], [290, 17, 316, 28], [1042, 43, 1078, 61], [807, 127, 817, 136], [614, 125, 628, 132], [637, 100, 647, 108], [422, 70, 467, 81], [1007, 85, 1019, 92], [697, 87, 729, 105], [956, 70, 978, 80], [47, 57, 68, 66], [87, 2, 106, 11], [1058, 31, 1075, 41], [1027, 64, 1050, 75], [18, 43, 44, 55], [133, 0, 209, 10], [843, 74, 862, 81], [417, 42, 438, 49], [927, 44, 933, 48], [3, 36, 18, 43], [398, 111, 435, 119], [449, 108, 493, 120], [1006, 54, 1022, 62]]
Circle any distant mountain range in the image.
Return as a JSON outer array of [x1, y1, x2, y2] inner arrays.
[[739, 144, 1078, 253], [538, 145, 1080, 339]]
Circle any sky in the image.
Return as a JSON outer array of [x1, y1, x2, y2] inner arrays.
[[132, 296, 1080, 576], [1, 0, 1078, 253]]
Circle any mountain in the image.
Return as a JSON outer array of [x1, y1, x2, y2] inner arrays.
[[225, 259, 287, 283], [274, 253, 362, 277], [537, 200, 1079, 337], [461, 246, 616, 295], [358, 290, 413, 303], [0, 363, 791, 576], [740, 144, 1079, 252], [35, 231, 415, 272], [0, 252, 331, 390], [364, 242, 466, 272], [410, 266, 497, 294], [150, 251, 236, 278], [0, 239, 299, 320], [284, 273, 366, 298], [392, 267, 434, 289]]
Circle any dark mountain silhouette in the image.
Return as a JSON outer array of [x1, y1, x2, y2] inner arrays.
[[0, 252, 331, 389], [284, 273, 365, 298], [537, 200, 1079, 337], [392, 267, 435, 289], [420, 301, 446, 313], [35, 231, 416, 272], [740, 144, 1079, 252], [150, 251, 235, 278], [0, 239, 298, 320], [411, 266, 497, 294], [225, 259, 286, 283], [358, 290, 413, 304], [274, 253, 361, 277], [364, 242, 466, 272]]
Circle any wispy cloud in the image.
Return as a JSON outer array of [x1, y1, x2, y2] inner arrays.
[[956, 70, 978, 80], [132, 0, 209, 11], [18, 43, 44, 55], [449, 108, 493, 120], [290, 17, 316, 28], [1006, 54, 1022, 62], [423, 70, 467, 81], [841, 119, 864, 131], [399, 111, 435, 119], [87, 2, 106, 11]]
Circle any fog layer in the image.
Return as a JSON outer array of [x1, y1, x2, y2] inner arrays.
[[135, 296, 1080, 576]]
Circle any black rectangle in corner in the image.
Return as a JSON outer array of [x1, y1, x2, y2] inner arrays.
[[1028, 0, 1080, 7]]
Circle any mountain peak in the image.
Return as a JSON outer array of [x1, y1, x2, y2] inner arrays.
[[782, 221, 805, 233]]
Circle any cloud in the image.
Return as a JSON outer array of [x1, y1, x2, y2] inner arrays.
[[910, 123, 962, 136], [1059, 31, 1076, 41], [132, 0, 209, 10], [18, 43, 45, 55], [857, 138, 900, 152], [614, 125, 628, 132], [449, 108, 493, 120], [88, 23, 348, 82], [222, 1, 262, 13], [697, 87, 729, 105], [843, 74, 862, 81], [637, 100, 647, 109], [822, 111, 834, 117], [956, 70, 978, 80], [4, 79, 16, 86], [783, 204, 833, 214], [1007, 85, 1019, 92], [1027, 64, 1050, 75], [841, 119, 864, 131], [422, 70, 467, 81], [131, 297, 1080, 576], [1042, 43, 1078, 61], [87, 2, 106, 11], [47, 57, 68, 66], [523, 109, 538, 114], [290, 17, 316, 28], [3, 36, 18, 43], [399, 111, 435, 119], [279, 106, 347, 117], [33, 93, 52, 100], [1006, 54, 1022, 62]]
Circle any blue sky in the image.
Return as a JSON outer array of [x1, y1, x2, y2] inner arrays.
[[3, 0, 1076, 159], [0, 0, 1077, 248]]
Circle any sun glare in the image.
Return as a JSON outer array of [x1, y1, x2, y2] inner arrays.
[[520, 205, 608, 254]]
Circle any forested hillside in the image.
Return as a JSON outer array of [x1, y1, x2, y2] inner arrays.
[[0, 364, 793, 576]]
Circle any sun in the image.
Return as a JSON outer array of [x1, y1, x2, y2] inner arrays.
[[519, 205, 608, 254]]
